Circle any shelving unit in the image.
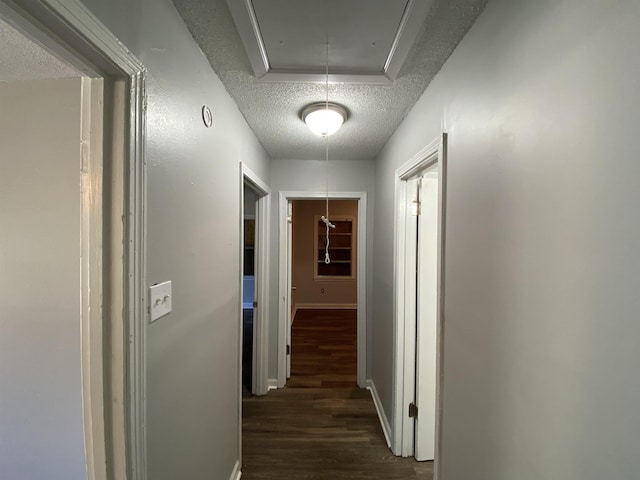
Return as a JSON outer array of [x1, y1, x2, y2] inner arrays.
[[315, 217, 354, 278]]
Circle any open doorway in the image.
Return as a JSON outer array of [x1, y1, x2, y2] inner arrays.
[[242, 184, 257, 395], [393, 134, 447, 471], [277, 191, 367, 389], [240, 164, 270, 397], [0, 35, 90, 478], [0, 3, 146, 478], [288, 199, 358, 387]]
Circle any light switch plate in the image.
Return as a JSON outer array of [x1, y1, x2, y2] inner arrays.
[[149, 281, 172, 322]]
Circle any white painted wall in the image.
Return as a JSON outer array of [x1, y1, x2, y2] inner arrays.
[[268, 159, 375, 379], [0, 78, 85, 479], [77, 1, 271, 479], [373, 0, 640, 478]]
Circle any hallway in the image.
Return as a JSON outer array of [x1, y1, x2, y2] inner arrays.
[[241, 310, 432, 479]]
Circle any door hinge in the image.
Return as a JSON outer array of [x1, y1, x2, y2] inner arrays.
[[286, 344, 291, 355], [253, 301, 258, 308], [410, 201, 421, 216], [409, 402, 418, 418]]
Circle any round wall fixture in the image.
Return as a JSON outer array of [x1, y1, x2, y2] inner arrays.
[[301, 102, 348, 136], [202, 105, 213, 128]]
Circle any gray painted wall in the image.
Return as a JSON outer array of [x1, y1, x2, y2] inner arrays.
[[244, 184, 256, 216], [373, 0, 640, 478], [77, 1, 270, 479], [268, 159, 375, 379], [0, 78, 85, 479]]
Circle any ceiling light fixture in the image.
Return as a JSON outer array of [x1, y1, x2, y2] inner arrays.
[[301, 102, 348, 137]]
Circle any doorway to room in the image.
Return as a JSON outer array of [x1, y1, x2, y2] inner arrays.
[[277, 191, 367, 389], [288, 199, 358, 387], [240, 165, 270, 397], [0, 3, 147, 478], [393, 134, 447, 470], [242, 184, 257, 395]]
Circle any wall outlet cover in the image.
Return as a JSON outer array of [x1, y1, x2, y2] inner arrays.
[[149, 281, 172, 322]]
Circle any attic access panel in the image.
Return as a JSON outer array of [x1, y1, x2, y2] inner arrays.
[[226, 0, 435, 84], [254, 0, 404, 73]]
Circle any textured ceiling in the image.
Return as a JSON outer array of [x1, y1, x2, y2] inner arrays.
[[173, 0, 487, 160], [0, 17, 80, 82]]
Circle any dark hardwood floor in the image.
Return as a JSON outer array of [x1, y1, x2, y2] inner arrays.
[[241, 309, 433, 480], [288, 308, 358, 388]]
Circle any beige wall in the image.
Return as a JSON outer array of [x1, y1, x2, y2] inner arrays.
[[0, 78, 86, 478], [292, 200, 357, 309]]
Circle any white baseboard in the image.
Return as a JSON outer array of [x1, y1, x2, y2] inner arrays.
[[267, 378, 278, 391], [292, 303, 357, 319], [229, 459, 241, 480], [367, 379, 392, 449]]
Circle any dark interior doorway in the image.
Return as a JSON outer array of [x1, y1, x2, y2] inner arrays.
[[242, 184, 256, 395]]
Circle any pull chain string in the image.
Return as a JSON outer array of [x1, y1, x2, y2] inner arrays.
[[324, 115, 330, 264], [324, 39, 332, 265], [325, 39, 329, 223]]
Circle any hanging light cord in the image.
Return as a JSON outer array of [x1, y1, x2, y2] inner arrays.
[[322, 129, 334, 264], [325, 39, 330, 224], [321, 39, 335, 264]]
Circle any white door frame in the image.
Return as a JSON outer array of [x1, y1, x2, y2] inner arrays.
[[278, 191, 367, 388], [238, 164, 270, 467], [240, 163, 271, 397], [79, 74, 108, 480], [0, 1, 147, 479], [392, 134, 447, 472]]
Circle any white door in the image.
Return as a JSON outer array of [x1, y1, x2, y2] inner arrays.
[[394, 134, 446, 462], [401, 177, 420, 456], [414, 171, 439, 461]]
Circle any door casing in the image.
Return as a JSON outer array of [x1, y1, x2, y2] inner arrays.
[[0, 1, 147, 478], [278, 191, 367, 388], [238, 163, 270, 466], [239, 163, 271, 396], [392, 134, 447, 474]]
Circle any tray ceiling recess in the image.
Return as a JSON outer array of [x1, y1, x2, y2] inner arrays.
[[226, 0, 435, 84]]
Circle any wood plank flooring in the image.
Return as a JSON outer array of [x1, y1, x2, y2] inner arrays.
[[241, 309, 433, 480], [288, 308, 358, 388]]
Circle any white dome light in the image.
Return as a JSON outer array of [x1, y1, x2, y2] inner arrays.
[[301, 103, 348, 136]]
